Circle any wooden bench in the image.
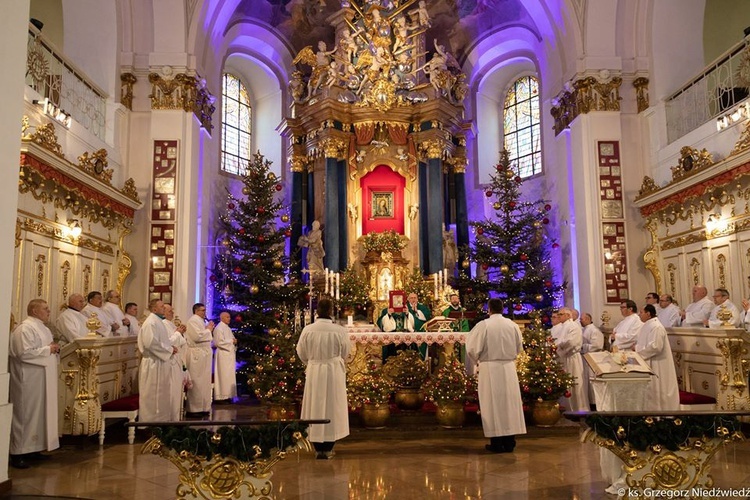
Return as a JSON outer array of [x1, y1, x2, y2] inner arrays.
[[99, 394, 139, 445]]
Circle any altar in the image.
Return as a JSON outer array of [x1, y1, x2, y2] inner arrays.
[[345, 325, 467, 377]]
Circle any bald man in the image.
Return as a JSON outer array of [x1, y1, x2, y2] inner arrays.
[[680, 285, 713, 326]]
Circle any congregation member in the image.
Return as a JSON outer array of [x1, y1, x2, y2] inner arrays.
[[124, 302, 141, 336], [138, 299, 175, 422], [656, 294, 680, 328], [680, 285, 713, 326], [580, 312, 604, 407], [466, 298, 526, 453], [706, 288, 740, 328], [55, 293, 88, 344], [185, 302, 214, 417], [213, 311, 237, 403], [164, 303, 189, 420], [554, 308, 588, 411], [610, 300, 642, 351], [296, 298, 350, 459], [636, 305, 680, 411], [82, 291, 114, 336], [9, 299, 60, 469], [102, 289, 129, 335]]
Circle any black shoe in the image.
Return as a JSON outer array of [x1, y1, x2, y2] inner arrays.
[[200, 411, 211, 417], [185, 412, 204, 418], [485, 444, 511, 453], [316, 452, 328, 460], [26, 452, 50, 461], [10, 455, 30, 469]]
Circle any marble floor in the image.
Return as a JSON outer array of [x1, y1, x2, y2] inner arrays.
[[5, 401, 750, 500]]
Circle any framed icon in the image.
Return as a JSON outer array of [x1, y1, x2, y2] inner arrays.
[[389, 290, 406, 312], [372, 191, 393, 218], [153, 272, 171, 286]]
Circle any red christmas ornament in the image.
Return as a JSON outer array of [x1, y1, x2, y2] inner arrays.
[[257, 207, 266, 214], [255, 258, 262, 265], [496, 164, 504, 172], [522, 386, 530, 393], [544, 204, 552, 211], [273, 345, 280, 352], [542, 315, 549, 322], [275, 184, 283, 191], [235, 314, 242, 322], [264, 345, 271, 353], [519, 253, 528, 261], [277, 358, 285, 366], [543, 217, 550, 224], [544, 280, 552, 288], [227, 203, 235, 210], [515, 176, 522, 183], [258, 235, 265, 242], [477, 227, 484, 235], [284, 230, 291, 237], [481, 263, 489, 270], [239, 228, 245, 235], [209, 275, 217, 282], [274, 312, 281, 319], [546, 387, 553, 394], [509, 201, 517, 209], [564, 390, 571, 398], [552, 242, 560, 249], [514, 304, 522, 311], [233, 266, 242, 273], [485, 190, 493, 198]]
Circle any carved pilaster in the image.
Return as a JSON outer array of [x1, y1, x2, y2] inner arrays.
[[643, 217, 662, 295], [120, 73, 137, 110], [289, 154, 308, 173], [716, 337, 749, 411], [633, 77, 649, 113], [419, 139, 446, 160], [320, 138, 345, 159]]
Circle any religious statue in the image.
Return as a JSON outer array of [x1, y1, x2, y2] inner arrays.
[[443, 229, 458, 273], [297, 220, 325, 273], [288, 71, 306, 102]]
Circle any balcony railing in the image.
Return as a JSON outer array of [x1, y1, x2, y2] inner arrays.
[[665, 38, 750, 144], [25, 25, 107, 140]]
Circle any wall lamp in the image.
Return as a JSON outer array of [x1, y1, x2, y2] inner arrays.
[[67, 219, 82, 238], [32, 97, 72, 129]]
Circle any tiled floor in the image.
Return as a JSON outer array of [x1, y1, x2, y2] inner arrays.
[[5, 401, 750, 499]]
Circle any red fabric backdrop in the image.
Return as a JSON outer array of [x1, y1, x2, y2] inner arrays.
[[361, 165, 406, 235]]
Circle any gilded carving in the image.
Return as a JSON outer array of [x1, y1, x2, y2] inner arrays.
[[320, 138, 345, 159], [643, 218, 662, 295], [289, 154, 307, 173], [78, 149, 113, 185], [83, 265, 91, 296], [667, 263, 677, 298], [148, 73, 182, 110], [670, 146, 714, 182], [689, 258, 700, 286], [102, 270, 110, 294], [716, 254, 727, 289], [419, 139, 445, 160], [61, 261, 70, 302], [451, 156, 468, 174], [116, 228, 133, 300], [550, 73, 623, 136], [121, 178, 140, 202], [636, 176, 659, 199], [633, 77, 650, 113], [35, 254, 46, 297], [18, 217, 114, 255], [120, 73, 137, 111], [716, 338, 749, 410], [730, 119, 750, 157], [22, 122, 64, 158]]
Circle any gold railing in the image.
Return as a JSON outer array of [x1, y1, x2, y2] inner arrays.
[[26, 24, 107, 139], [666, 38, 750, 144]]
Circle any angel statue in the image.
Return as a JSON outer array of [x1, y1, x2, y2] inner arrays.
[[347, 203, 359, 222], [443, 229, 458, 273], [292, 41, 337, 97], [297, 220, 325, 273]]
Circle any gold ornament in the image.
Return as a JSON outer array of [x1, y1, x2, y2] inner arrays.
[[535, 294, 543, 302], [505, 169, 514, 179], [221, 239, 230, 247], [211, 433, 221, 444], [500, 264, 509, 273], [493, 202, 502, 210], [268, 328, 279, 336], [651, 444, 662, 453], [645, 417, 654, 425], [250, 284, 260, 294], [461, 260, 470, 269], [242, 186, 250, 195], [273, 260, 282, 268], [674, 418, 682, 426], [281, 214, 290, 223], [616, 426, 626, 438]]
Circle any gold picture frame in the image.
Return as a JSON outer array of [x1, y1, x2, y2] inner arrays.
[[372, 191, 393, 218]]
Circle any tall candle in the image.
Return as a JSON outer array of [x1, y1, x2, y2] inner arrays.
[[324, 268, 329, 293], [335, 272, 340, 300], [433, 273, 438, 299], [330, 271, 335, 297], [443, 268, 448, 288]]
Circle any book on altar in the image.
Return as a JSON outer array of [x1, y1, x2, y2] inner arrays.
[[583, 351, 654, 378]]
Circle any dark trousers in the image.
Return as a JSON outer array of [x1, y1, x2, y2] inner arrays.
[[490, 435, 516, 451], [313, 441, 335, 452]]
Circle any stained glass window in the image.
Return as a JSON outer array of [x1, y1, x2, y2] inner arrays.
[[221, 73, 251, 175], [504, 76, 541, 178]]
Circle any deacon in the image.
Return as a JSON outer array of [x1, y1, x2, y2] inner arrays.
[[9, 299, 60, 469], [185, 302, 214, 417], [466, 298, 526, 453], [137, 299, 175, 422], [296, 298, 351, 459], [636, 305, 679, 411], [55, 293, 89, 344], [378, 302, 411, 362], [555, 308, 588, 411], [213, 311, 238, 403]]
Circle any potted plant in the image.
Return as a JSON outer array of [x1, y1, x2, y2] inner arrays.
[[422, 359, 477, 428], [347, 363, 394, 428], [516, 318, 573, 426], [383, 350, 429, 410]]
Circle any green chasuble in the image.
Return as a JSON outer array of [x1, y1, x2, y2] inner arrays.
[[442, 306, 470, 332], [407, 302, 432, 358]]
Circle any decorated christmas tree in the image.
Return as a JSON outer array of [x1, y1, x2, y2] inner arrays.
[[337, 265, 372, 318], [516, 315, 573, 405], [461, 150, 565, 318], [211, 151, 306, 399], [247, 320, 306, 404]]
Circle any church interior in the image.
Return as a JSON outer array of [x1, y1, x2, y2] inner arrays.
[[2, 0, 750, 497]]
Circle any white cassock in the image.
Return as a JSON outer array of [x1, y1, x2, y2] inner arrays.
[[103, 301, 129, 336], [656, 303, 681, 328], [296, 318, 350, 443], [138, 313, 174, 422], [164, 318, 187, 421], [185, 314, 213, 413], [581, 323, 604, 404], [611, 314, 643, 351], [125, 313, 140, 336], [9, 316, 59, 454], [213, 322, 237, 400], [555, 319, 589, 411], [636, 317, 680, 411], [82, 304, 113, 336], [682, 297, 713, 326], [708, 300, 740, 328], [55, 307, 89, 344], [466, 314, 527, 438], [550, 322, 563, 341]]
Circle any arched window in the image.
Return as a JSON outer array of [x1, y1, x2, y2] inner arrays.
[[221, 73, 252, 175], [503, 76, 541, 178]]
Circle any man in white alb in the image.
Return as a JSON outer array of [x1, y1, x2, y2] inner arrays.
[[706, 288, 741, 328], [610, 300, 642, 351], [55, 293, 89, 344], [636, 305, 679, 411], [580, 312, 604, 406], [124, 302, 140, 336], [656, 294, 681, 328], [81, 291, 114, 336], [185, 302, 215, 417], [138, 299, 176, 422], [163, 303, 188, 421], [213, 311, 237, 403], [554, 308, 588, 411], [680, 285, 713, 326], [102, 289, 130, 336]]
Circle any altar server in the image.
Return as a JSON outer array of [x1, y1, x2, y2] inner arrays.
[[138, 299, 175, 422], [297, 298, 350, 459], [466, 298, 526, 453], [9, 299, 60, 469], [213, 311, 237, 403], [636, 305, 679, 411]]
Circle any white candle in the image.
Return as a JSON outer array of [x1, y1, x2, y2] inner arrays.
[[433, 273, 438, 299], [443, 268, 448, 287], [336, 272, 340, 300], [347, 315, 353, 326], [330, 271, 335, 297], [324, 268, 329, 293]]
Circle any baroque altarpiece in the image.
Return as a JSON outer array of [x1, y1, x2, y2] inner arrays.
[[281, 0, 471, 310]]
